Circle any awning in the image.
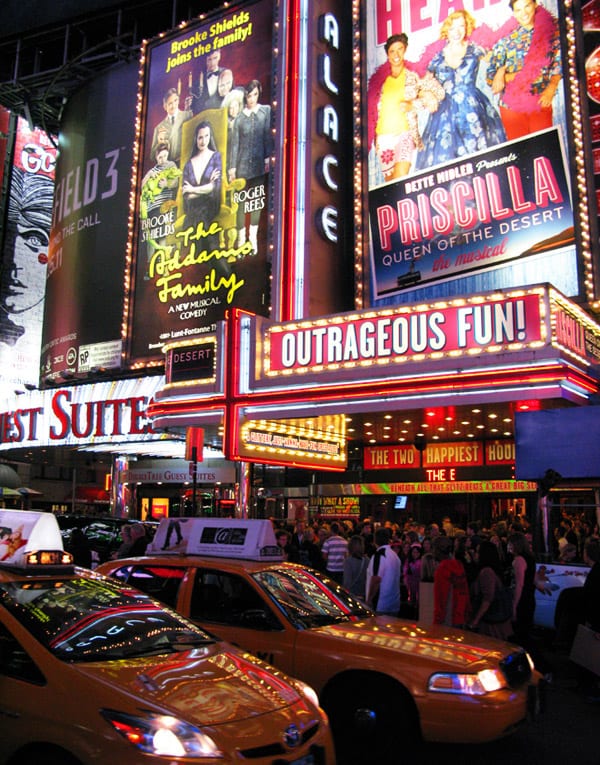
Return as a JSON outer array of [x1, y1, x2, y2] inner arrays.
[[0, 464, 21, 489], [18, 487, 43, 496], [0, 487, 21, 497]]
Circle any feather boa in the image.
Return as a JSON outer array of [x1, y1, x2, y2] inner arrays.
[[494, 5, 558, 111], [367, 60, 392, 149], [410, 23, 499, 78], [408, 6, 557, 112]]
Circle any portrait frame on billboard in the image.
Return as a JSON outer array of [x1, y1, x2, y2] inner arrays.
[[355, 0, 600, 313], [124, 0, 284, 368]]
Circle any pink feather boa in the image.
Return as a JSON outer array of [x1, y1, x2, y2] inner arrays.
[[407, 6, 557, 110], [493, 4, 558, 111]]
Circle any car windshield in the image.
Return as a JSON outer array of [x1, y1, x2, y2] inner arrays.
[[0, 574, 215, 662], [253, 566, 372, 629]]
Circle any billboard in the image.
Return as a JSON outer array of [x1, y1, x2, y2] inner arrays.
[[128, 0, 276, 364], [0, 107, 10, 198], [0, 117, 56, 389], [42, 62, 138, 382], [363, 0, 580, 307], [515, 406, 600, 479], [583, 1, 600, 250]]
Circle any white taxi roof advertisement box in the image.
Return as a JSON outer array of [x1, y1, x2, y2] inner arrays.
[[149, 518, 283, 561], [0, 510, 63, 565]]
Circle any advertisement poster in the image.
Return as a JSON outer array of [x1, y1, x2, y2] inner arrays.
[[129, 0, 275, 364], [582, 0, 600, 226], [364, 0, 579, 306], [369, 128, 573, 295], [0, 107, 9, 199], [0, 117, 56, 390], [42, 62, 138, 382]]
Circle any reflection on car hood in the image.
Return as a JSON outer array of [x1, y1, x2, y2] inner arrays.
[[74, 644, 303, 724], [314, 616, 508, 668]]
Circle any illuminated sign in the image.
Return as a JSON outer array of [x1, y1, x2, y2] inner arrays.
[[1, 117, 57, 389], [551, 291, 600, 364], [236, 414, 347, 469], [166, 337, 217, 383], [128, 0, 276, 364], [369, 130, 573, 298], [315, 12, 342, 244], [339, 480, 537, 495], [0, 510, 64, 566], [362, 0, 583, 309], [365, 439, 516, 470], [148, 517, 283, 560], [267, 290, 543, 373], [311, 496, 360, 516], [0, 376, 167, 450], [122, 460, 235, 484], [43, 63, 136, 384]]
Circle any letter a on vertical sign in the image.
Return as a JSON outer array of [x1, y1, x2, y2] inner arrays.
[[185, 428, 204, 463]]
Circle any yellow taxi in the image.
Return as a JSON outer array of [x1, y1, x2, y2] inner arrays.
[[97, 517, 545, 763], [0, 510, 334, 765]]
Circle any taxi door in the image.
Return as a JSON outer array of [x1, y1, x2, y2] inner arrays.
[[182, 566, 299, 676], [0, 616, 91, 762]]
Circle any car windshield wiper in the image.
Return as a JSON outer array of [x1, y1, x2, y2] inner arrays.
[[307, 613, 350, 627], [60, 635, 215, 662]]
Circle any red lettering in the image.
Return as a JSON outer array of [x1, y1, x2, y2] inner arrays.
[[534, 156, 562, 206], [50, 390, 71, 440], [376, 204, 398, 250], [507, 166, 535, 213]]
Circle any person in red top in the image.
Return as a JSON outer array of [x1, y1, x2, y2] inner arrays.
[[433, 536, 471, 627]]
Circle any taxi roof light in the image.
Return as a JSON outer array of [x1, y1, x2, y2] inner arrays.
[[26, 549, 74, 566], [147, 518, 284, 562], [0, 509, 67, 568]]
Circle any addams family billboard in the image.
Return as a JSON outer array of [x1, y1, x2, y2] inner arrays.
[[127, 0, 276, 364], [364, 0, 582, 307]]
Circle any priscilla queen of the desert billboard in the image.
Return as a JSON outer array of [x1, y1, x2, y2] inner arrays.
[[363, 0, 580, 307], [128, 0, 276, 364]]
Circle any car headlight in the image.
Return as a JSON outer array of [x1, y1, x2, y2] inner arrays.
[[101, 709, 223, 758], [428, 669, 506, 696], [291, 678, 321, 710]]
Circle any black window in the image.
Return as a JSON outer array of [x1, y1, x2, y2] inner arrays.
[[110, 564, 186, 609], [190, 569, 281, 631], [0, 621, 46, 685]]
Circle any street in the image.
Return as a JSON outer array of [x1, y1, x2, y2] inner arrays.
[[337, 639, 598, 765], [421, 644, 597, 764]]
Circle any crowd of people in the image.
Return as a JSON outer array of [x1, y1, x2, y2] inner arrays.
[[272, 511, 600, 686]]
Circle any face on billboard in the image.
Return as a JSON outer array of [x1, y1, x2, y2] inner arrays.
[[128, 0, 276, 365], [1, 166, 53, 348], [363, 0, 580, 306], [8, 223, 48, 312]]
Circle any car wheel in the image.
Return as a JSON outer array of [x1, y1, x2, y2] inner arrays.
[[10, 746, 82, 765], [322, 673, 419, 764]]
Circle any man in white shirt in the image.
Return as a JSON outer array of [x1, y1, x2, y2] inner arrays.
[[366, 527, 401, 616]]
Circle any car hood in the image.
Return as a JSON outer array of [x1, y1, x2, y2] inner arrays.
[[314, 615, 512, 669], [74, 644, 304, 725]]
